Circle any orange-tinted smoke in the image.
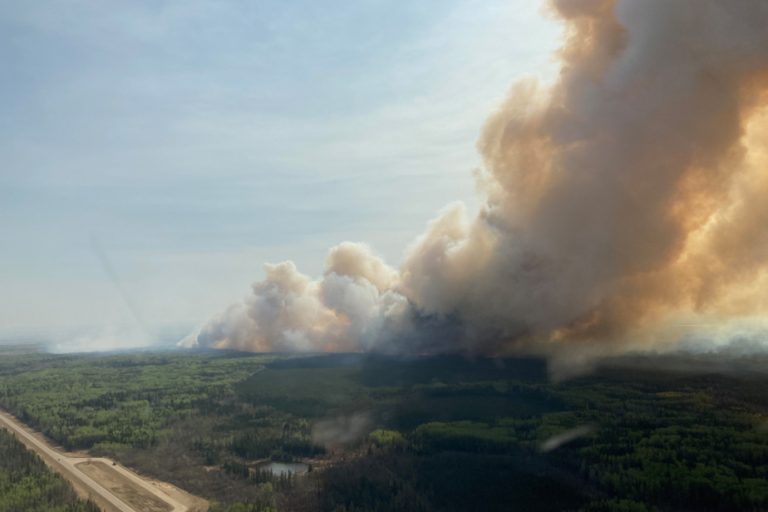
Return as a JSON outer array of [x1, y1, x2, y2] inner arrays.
[[188, 0, 768, 363]]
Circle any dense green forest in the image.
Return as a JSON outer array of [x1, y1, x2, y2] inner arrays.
[[2, 349, 768, 511], [0, 428, 98, 512]]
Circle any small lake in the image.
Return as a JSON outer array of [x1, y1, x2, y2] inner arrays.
[[257, 461, 309, 476]]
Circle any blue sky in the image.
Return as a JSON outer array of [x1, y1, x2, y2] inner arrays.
[[0, 0, 559, 350]]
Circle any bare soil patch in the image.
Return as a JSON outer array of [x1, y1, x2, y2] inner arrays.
[[76, 460, 173, 512]]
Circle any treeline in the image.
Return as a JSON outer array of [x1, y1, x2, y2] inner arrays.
[[284, 375, 768, 512], [7, 352, 768, 512], [0, 353, 268, 452], [312, 451, 586, 512], [229, 431, 324, 461], [0, 429, 99, 512]]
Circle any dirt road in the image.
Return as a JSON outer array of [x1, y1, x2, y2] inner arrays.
[[0, 409, 207, 512]]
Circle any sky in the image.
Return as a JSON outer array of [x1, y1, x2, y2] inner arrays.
[[0, 0, 559, 351]]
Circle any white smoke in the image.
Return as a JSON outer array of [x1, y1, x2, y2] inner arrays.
[[186, 0, 768, 362], [190, 243, 414, 352], [539, 425, 595, 453]]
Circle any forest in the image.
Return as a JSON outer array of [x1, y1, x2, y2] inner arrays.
[[0, 427, 98, 512], [2, 349, 768, 511]]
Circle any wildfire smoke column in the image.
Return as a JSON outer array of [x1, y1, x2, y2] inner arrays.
[[186, 0, 768, 365]]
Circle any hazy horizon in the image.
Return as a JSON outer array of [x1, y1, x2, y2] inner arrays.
[[1, 1, 559, 350]]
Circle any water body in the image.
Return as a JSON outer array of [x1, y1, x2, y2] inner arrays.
[[258, 461, 309, 476]]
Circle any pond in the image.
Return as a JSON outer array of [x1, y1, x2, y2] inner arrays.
[[257, 461, 309, 476]]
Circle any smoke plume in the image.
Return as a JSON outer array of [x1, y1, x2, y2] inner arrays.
[[185, 0, 768, 362]]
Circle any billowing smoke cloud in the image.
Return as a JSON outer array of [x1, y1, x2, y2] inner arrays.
[[185, 0, 768, 361]]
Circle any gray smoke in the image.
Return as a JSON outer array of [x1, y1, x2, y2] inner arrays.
[[184, 0, 768, 363], [539, 425, 595, 453], [311, 412, 373, 449]]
